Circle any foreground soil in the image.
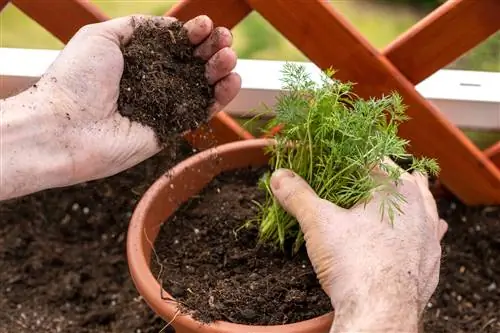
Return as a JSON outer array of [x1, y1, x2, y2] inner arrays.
[[0, 148, 498, 332], [0, 140, 192, 333], [423, 201, 500, 333], [118, 19, 214, 145], [153, 168, 332, 325]]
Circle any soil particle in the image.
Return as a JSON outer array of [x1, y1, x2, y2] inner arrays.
[[118, 19, 215, 145]]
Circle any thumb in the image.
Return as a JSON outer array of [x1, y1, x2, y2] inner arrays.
[[438, 218, 448, 240], [270, 169, 322, 228]]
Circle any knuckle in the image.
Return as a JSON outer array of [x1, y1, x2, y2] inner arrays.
[[297, 205, 318, 223], [77, 23, 97, 36]]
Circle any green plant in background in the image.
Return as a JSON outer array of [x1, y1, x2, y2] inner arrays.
[[448, 33, 500, 72], [254, 63, 439, 253]]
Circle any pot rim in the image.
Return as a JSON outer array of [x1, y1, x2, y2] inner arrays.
[[126, 138, 334, 332]]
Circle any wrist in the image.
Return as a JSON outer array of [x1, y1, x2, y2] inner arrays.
[[0, 87, 74, 200], [330, 291, 420, 333]]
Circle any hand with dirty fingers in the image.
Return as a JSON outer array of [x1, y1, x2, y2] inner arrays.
[[0, 15, 240, 200], [270, 166, 448, 333]]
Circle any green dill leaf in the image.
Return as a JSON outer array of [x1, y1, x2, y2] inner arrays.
[[252, 63, 440, 253]]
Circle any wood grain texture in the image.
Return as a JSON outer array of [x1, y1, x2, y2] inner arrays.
[[248, 0, 500, 204], [167, 0, 252, 28], [384, 0, 500, 85], [12, 0, 108, 43]]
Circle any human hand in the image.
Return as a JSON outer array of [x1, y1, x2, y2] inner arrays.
[[36, 15, 240, 184], [270, 165, 447, 332]]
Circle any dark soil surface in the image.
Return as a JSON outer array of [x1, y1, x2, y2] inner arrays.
[[0, 139, 193, 333], [0, 146, 498, 332], [423, 202, 500, 333], [152, 168, 332, 325], [118, 18, 214, 145]]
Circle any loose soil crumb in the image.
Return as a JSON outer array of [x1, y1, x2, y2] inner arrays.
[[118, 18, 214, 145], [153, 168, 333, 325]]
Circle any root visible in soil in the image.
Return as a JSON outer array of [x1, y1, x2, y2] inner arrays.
[[118, 18, 215, 145]]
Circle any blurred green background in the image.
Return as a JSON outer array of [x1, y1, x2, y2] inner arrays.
[[1, 0, 498, 147], [1, 0, 498, 71]]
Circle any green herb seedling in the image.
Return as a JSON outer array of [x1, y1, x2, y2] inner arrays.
[[252, 63, 439, 253]]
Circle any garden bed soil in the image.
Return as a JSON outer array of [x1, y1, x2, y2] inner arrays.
[[0, 147, 499, 332], [0, 139, 193, 333], [118, 19, 214, 145]]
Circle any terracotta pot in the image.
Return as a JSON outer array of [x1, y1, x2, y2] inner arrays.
[[127, 138, 334, 333]]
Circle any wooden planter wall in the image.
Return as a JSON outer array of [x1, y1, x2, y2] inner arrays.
[[1, 0, 499, 205]]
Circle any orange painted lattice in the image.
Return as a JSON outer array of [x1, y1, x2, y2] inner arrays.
[[2, 0, 499, 205]]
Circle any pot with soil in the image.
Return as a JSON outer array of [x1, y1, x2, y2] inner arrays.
[[127, 138, 334, 333], [127, 63, 440, 332]]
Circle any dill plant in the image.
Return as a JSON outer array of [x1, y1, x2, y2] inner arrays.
[[254, 63, 439, 253]]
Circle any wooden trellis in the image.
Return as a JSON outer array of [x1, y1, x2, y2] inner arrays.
[[1, 0, 499, 205]]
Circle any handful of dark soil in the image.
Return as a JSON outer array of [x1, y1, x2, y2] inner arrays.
[[118, 18, 215, 145]]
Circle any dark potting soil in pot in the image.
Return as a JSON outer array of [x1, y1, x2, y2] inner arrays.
[[0, 148, 499, 332], [118, 18, 214, 145], [152, 168, 333, 325]]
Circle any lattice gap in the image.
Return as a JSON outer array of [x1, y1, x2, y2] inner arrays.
[[0, 3, 63, 49]]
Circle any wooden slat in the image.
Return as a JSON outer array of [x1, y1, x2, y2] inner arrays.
[[186, 112, 255, 150], [248, 0, 500, 205], [0, 0, 10, 11], [12, 0, 251, 147], [166, 0, 255, 145], [485, 142, 500, 168], [168, 0, 255, 145], [384, 0, 500, 85], [12, 0, 108, 43], [167, 0, 252, 28]]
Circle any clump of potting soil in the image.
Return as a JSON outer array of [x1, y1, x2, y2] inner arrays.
[[255, 63, 440, 252], [118, 18, 215, 145]]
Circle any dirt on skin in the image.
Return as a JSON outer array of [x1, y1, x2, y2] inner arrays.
[[0, 147, 498, 332], [153, 169, 500, 330], [118, 18, 214, 145]]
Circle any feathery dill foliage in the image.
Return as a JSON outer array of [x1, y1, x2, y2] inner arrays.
[[255, 63, 439, 253]]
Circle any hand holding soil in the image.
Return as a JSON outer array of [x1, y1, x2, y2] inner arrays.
[[0, 15, 240, 200], [45, 14, 239, 183], [270, 167, 448, 332]]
